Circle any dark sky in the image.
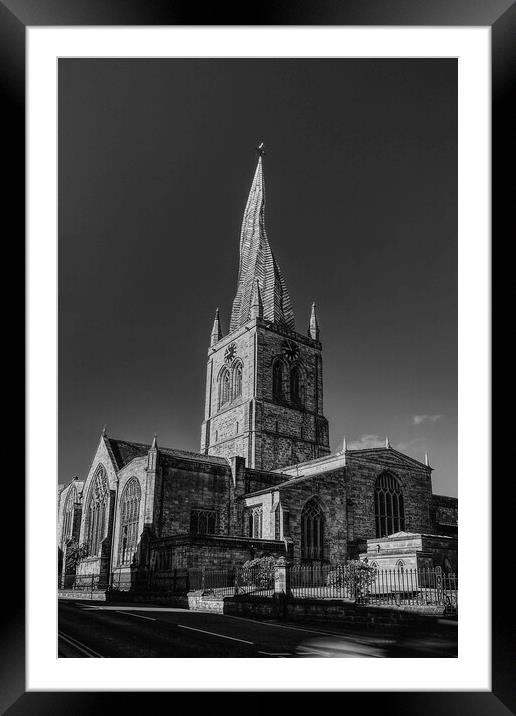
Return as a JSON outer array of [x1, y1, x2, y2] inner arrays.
[[58, 58, 457, 497]]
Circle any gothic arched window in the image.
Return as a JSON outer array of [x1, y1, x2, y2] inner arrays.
[[218, 368, 230, 408], [118, 478, 141, 565], [85, 466, 109, 557], [374, 472, 405, 538], [290, 365, 302, 404], [61, 485, 77, 548], [272, 360, 284, 401], [190, 508, 218, 535], [248, 505, 263, 538], [301, 498, 325, 561], [232, 361, 243, 400]]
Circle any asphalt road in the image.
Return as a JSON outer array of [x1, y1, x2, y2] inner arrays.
[[58, 600, 457, 658]]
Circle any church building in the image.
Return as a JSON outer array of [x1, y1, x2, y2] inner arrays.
[[58, 150, 458, 587]]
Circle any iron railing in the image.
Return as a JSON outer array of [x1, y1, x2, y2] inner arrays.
[[59, 564, 457, 609], [181, 566, 274, 598], [367, 567, 457, 608], [290, 563, 354, 599], [290, 564, 457, 608], [60, 565, 275, 598], [300, 546, 329, 562], [59, 573, 109, 592]]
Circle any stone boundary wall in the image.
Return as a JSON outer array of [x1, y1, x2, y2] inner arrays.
[[92, 589, 454, 626], [222, 596, 452, 627], [58, 590, 107, 601]]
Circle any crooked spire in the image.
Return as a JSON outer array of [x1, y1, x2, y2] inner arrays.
[[309, 302, 320, 341], [229, 151, 295, 333], [210, 308, 223, 346]]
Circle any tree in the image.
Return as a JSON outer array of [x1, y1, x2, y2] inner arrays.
[[64, 541, 89, 572]]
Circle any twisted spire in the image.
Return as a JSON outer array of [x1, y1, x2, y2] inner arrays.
[[229, 151, 295, 332], [250, 278, 263, 319]]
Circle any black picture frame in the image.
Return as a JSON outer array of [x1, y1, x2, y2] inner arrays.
[[5, 0, 510, 711]]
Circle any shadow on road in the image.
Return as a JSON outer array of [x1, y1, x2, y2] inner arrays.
[[58, 599, 457, 658]]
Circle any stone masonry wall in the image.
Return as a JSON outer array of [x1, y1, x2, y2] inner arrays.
[[150, 535, 286, 570], [242, 468, 348, 562], [200, 322, 254, 460], [202, 318, 330, 471], [253, 322, 330, 470], [157, 455, 233, 537], [346, 451, 433, 552], [431, 494, 458, 536], [278, 470, 348, 562]]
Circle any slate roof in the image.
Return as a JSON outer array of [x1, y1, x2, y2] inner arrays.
[[106, 437, 229, 470], [244, 471, 329, 498], [273, 446, 429, 479]]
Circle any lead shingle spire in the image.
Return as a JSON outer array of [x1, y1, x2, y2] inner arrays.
[[229, 148, 295, 333], [250, 278, 263, 319]]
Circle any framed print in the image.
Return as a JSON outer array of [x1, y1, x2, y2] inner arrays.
[[3, 0, 512, 710]]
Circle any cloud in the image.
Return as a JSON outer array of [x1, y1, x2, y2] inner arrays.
[[395, 437, 427, 453], [347, 434, 386, 450], [413, 414, 442, 425]]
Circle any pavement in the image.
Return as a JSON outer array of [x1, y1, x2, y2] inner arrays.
[[58, 599, 458, 658]]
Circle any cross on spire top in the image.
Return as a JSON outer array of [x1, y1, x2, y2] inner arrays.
[[256, 141, 265, 157]]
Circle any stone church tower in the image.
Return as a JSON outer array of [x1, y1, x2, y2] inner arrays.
[[200, 149, 330, 470]]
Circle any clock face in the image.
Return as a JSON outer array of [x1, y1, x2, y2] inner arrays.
[[224, 343, 237, 364], [282, 340, 299, 362]]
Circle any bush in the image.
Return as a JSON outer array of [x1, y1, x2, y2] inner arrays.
[[240, 555, 275, 588], [327, 560, 377, 600], [64, 542, 89, 572], [241, 555, 276, 570]]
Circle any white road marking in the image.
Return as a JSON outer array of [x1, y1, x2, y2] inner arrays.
[[58, 631, 104, 658], [225, 618, 364, 641], [177, 624, 254, 644], [296, 647, 331, 657], [257, 651, 292, 657], [230, 614, 374, 644], [115, 610, 157, 621], [80, 605, 184, 612], [71, 604, 386, 647]]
